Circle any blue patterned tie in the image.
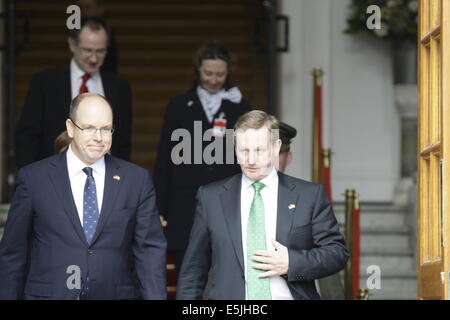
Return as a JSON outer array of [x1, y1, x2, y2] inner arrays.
[[82, 167, 99, 244]]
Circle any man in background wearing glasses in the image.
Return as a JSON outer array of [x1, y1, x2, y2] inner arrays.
[[15, 17, 132, 169], [0, 93, 166, 300]]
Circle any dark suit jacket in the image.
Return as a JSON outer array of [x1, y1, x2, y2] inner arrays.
[[0, 152, 167, 300], [176, 172, 349, 300], [154, 89, 251, 251], [15, 64, 132, 169]]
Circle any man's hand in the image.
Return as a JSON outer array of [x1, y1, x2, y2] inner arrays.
[[250, 239, 289, 278], [160, 215, 168, 227]]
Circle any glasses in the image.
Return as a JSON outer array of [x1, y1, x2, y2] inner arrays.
[[69, 118, 114, 136], [79, 46, 108, 57]]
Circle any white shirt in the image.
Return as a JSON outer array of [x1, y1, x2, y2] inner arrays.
[[240, 167, 294, 300], [70, 59, 105, 99], [197, 86, 225, 123], [196, 86, 243, 123], [66, 145, 105, 226]]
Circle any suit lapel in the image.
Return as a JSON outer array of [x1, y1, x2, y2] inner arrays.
[[101, 71, 113, 101], [58, 64, 72, 120], [90, 154, 122, 245], [220, 174, 245, 273], [49, 152, 88, 246], [62, 64, 71, 102], [276, 173, 298, 245]]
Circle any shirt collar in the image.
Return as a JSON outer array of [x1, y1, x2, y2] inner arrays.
[[241, 166, 278, 191], [70, 58, 101, 82], [196, 85, 225, 99], [66, 144, 105, 178]]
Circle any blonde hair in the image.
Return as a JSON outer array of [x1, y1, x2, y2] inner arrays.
[[234, 110, 280, 143], [54, 130, 72, 153]]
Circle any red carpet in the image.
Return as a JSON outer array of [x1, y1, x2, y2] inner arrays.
[[166, 254, 177, 300]]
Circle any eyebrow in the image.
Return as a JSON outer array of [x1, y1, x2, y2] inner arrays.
[[80, 123, 113, 128]]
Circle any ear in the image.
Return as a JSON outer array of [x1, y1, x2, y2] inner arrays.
[[286, 151, 293, 165], [274, 138, 282, 155], [66, 119, 74, 138], [68, 37, 76, 54]]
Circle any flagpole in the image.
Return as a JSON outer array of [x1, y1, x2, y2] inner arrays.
[[312, 68, 324, 183], [323, 148, 332, 201]]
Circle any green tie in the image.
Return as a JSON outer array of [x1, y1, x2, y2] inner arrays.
[[247, 181, 271, 300]]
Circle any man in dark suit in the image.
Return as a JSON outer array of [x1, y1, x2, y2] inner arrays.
[[177, 110, 348, 300], [15, 17, 131, 169], [0, 93, 166, 300], [276, 121, 345, 299]]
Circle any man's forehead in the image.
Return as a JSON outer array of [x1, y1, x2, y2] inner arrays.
[[79, 27, 107, 43], [236, 127, 271, 138], [236, 128, 271, 145], [79, 96, 108, 107], [77, 98, 112, 118]]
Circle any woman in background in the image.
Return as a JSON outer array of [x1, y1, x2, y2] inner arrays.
[[154, 41, 251, 278]]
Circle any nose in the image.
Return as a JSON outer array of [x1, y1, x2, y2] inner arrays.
[[89, 53, 98, 64], [93, 129, 103, 141], [248, 150, 257, 165]]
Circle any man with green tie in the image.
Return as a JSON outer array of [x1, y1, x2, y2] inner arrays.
[[176, 110, 348, 300]]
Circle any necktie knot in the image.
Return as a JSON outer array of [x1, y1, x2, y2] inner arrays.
[[83, 167, 93, 178], [82, 73, 90, 82], [252, 181, 265, 194], [79, 74, 91, 94]]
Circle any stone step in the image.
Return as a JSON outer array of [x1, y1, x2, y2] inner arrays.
[[360, 278, 417, 300], [320, 270, 416, 300], [361, 246, 414, 256], [335, 209, 407, 229], [333, 203, 408, 213], [361, 253, 415, 275], [340, 224, 410, 234], [0, 205, 9, 221], [0, 204, 9, 241], [356, 231, 410, 252], [357, 255, 417, 300], [359, 268, 416, 279], [339, 223, 411, 252]]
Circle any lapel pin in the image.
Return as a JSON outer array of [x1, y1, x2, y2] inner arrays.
[[187, 100, 194, 107], [288, 204, 296, 210], [113, 175, 121, 181]]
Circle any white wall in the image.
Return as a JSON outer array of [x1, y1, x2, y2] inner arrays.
[[279, 0, 401, 202]]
